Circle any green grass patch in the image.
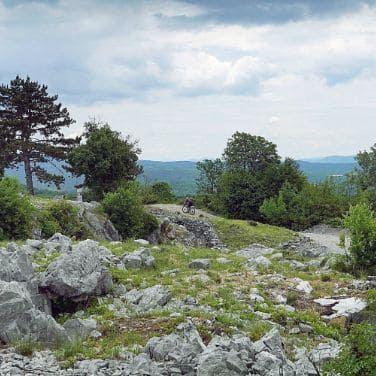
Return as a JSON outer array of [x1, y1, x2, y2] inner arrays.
[[211, 217, 294, 249], [32, 250, 60, 272]]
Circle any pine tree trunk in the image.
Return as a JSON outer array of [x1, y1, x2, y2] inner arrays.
[[23, 155, 34, 195]]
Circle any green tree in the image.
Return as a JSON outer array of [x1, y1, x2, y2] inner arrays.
[[352, 143, 376, 208], [67, 120, 142, 200], [223, 132, 280, 173], [150, 182, 175, 203], [260, 181, 346, 230], [215, 171, 265, 220], [196, 158, 225, 194], [0, 76, 77, 194], [343, 203, 376, 271]]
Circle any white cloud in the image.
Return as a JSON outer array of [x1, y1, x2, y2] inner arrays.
[[0, 0, 375, 159]]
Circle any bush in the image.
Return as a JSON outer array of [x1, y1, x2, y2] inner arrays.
[[0, 177, 33, 240], [142, 181, 175, 204], [38, 200, 88, 239], [102, 182, 158, 239], [343, 203, 376, 271], [324, 322, 376, 376], [260, 181, 346, 230]]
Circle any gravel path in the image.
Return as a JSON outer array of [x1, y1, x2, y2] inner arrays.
[[301, 225, 349, 255], [148, 203, 216, 219]]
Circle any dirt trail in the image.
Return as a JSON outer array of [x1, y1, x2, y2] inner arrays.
[[149, 205, 349, 254], [148, 203, 216, 220], [301, 225, 349, 254]]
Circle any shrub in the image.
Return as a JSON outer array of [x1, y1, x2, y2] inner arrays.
[[260, 181, 346, 230], [38, 200, 88, 239], [343, 203, 376, 271], [102, 182, 158, 239], [0, 177, 33, 240], [142, 181, 175, 204], [324, 322, 376, 376]]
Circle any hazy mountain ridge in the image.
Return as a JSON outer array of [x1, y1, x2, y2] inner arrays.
[[5, 157, 357, 196]]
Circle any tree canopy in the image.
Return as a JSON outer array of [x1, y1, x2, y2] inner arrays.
[[223, 132, 280, 173], [67, 120, 142, 200], [0, 76, 77, 194], [196, 158, 224, 194], [353, 143, 376, 207]]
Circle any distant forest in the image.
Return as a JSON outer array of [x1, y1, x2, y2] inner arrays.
[[5, 157, 356, 197]]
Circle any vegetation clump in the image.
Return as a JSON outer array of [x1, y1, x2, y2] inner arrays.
[[38, 199, 88, 239], [0, 177, 33, 240], [343, 203, 376, 273], [102, 182, 158, 239]]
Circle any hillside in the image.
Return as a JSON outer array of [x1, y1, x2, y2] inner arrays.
[[5, 158, 357, 196], [0, 204, 373, 375]]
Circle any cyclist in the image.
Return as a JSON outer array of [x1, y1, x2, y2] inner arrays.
[[184, 197, 194, 209]]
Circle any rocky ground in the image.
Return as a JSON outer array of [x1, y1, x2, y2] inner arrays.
[[0, 208, 374, 375]]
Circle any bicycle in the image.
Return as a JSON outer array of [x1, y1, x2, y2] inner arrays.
[[182, 204, 195, 215]]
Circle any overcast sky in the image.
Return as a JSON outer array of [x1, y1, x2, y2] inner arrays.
[[1, 0, 375, 160]]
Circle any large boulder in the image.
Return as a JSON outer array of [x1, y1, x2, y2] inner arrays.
[[40, 239, 113, 302], [0, 247, 34, 282], [253, 328, 296, 376], [146, 321, 205, 370], [197, 335, 254, 376], [0, 281, 67, 344]]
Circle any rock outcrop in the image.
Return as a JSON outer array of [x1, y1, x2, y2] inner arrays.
[[40, 239, 113, 302], [0, 281, 67, 344]]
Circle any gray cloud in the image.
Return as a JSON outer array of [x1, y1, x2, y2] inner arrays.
[[0, 0, 375, 160], [165, 0, 375, 27]]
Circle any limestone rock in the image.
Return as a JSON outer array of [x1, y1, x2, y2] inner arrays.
[[40, 239, 112, 302], [236, 244, 274, 258], [122, 248, 155, 269], [0, 247, 34, 282], [0, 281, 67, 344], [46, 233, 72, 253], [63, 318, 97, 341], [188, 259, 211, 270]]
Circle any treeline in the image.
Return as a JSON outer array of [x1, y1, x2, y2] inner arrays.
[[195, 131, 352, 229], [195, 132, 376, 273], [0, 76, 176, 241]]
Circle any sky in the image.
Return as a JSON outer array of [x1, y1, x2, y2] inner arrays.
[[0, 0, 375, 161]]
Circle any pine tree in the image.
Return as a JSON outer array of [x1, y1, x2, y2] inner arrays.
[[0, 76, 77, 194]]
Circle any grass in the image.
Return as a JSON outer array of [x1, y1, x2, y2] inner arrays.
[[32, 250, 60, 272], [2, 209, 362, 369], [13, 337, 42, 356], [211, 217, 294, 249]]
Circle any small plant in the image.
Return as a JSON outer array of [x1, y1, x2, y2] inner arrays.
[[320, 273, 332, 282], [248, 321, 272, 341], [286, 291, 299, 306], [338, 231, 346, 248], [13, 337, 40, 356]]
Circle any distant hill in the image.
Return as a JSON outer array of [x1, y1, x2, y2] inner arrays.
[[296, 160, 356, 182], [301, 155, 356, 164], [139, 160, 198, 196], [5, 157, 357, 196]]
